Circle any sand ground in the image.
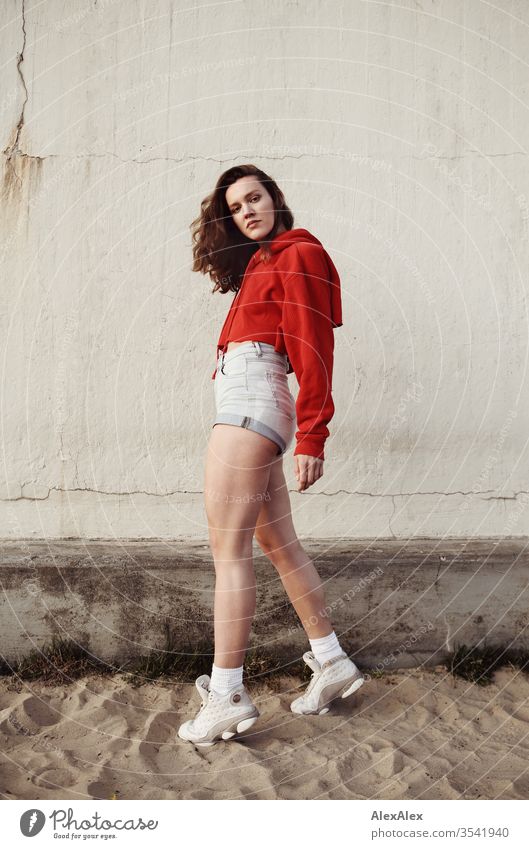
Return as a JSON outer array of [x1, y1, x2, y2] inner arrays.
[[1, 666, 528, 800]]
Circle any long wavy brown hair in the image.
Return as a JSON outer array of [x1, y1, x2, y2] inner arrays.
[[191, 164, 294, 294]]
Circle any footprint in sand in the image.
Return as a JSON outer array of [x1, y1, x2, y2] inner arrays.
[[188, 788, 215, 799], [511, 773, 529, 798], [87, 779, 122, 800], [2, 697, 60, 737], [142, 711, 177, 746], [21, 696, 61, 726], [32, 767, 77, 790]]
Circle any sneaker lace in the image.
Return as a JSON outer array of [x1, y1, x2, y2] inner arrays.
[[305, 671, 319, 697], [196, 691, 211, 715], [303, 656, 342, 698]]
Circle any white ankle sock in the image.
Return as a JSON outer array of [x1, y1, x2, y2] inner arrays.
[[309, 631, 344, 666], [210, 663, 244, 695]]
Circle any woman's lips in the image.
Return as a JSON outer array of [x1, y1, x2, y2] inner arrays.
[[247, 220, 260, 230]]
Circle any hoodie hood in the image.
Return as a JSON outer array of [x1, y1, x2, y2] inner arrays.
[[253, 228, 342, 327], [260, 227, 319, 255]]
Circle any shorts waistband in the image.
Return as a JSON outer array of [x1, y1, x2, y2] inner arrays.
[[219, 341, 290, 374]]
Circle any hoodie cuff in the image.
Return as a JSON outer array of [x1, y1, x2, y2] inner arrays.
[[294, 436, 325, 461]]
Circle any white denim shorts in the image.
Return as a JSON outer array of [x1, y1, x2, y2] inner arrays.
[[213, 341, 297, 456]]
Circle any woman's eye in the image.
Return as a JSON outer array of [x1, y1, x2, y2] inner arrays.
[[231, 195, 259, 213]]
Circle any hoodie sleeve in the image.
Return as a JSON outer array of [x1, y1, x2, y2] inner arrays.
[[281, 244, 337, 460]]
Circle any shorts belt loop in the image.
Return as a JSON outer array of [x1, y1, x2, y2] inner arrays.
[[253, 341, 263, 357]]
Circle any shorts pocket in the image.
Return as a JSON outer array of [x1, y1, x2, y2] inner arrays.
[[220, 357, 247, 382]]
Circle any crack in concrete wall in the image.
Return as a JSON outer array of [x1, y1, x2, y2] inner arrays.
[[2, 0, 28, 190], [3, 487, 529, 503], [6, 150, 528, 165]]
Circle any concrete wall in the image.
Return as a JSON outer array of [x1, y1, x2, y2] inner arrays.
[[2, 539, 528, 668], [1, 0, 528, 539]]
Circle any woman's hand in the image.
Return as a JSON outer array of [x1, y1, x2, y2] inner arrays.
[[294, 454, 324, 492]]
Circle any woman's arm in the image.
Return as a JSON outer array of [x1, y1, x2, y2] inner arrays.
[[281, 243, 337, 462]]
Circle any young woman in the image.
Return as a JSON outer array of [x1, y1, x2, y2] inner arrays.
[[178, 165, 364, 747]]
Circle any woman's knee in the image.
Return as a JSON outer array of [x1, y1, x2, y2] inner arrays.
[[255, 529, 303, 564], [209, 527, 254, 562], [254, 527, 277, 557]]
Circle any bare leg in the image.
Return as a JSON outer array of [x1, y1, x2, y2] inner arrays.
[[204, 423, 280, 668], [254, 456, 334, 640]]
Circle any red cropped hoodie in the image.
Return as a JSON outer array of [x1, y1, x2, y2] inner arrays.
[[212, 228, 343, 460]]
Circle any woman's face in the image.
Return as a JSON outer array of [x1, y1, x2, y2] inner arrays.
[[226, 176, 283, 241]]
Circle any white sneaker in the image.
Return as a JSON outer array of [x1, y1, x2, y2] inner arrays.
[[178, 674, 260, 747], [290, 651, 365, 715]]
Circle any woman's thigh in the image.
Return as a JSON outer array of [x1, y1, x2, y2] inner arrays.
[[205, 423, 280, 546]]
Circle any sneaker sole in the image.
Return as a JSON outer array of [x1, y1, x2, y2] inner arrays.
[[291, 674, 365, 715], [341, 675, 365, 699], [178, 713, 259, 747]]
